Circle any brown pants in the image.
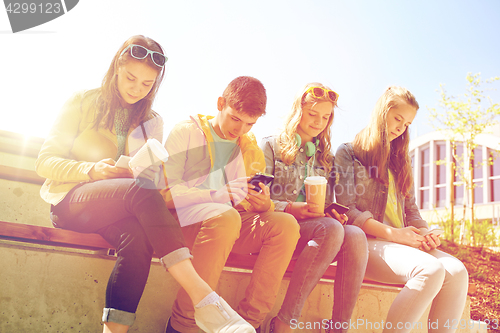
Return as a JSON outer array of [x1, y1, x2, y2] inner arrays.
[[170, 204, 300, 332]]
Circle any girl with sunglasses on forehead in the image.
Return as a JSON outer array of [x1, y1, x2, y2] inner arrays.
[[260, 83, 368, 333], [335, 86, 468, 332], [36, 35, 254, 333]]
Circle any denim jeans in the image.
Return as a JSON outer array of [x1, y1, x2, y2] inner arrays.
[[51, 178, 190, 326], [277, 217, 368, 333]]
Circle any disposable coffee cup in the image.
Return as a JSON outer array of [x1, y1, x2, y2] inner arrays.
[[304, 176, 327, 213], [129, 138, 168, 169]]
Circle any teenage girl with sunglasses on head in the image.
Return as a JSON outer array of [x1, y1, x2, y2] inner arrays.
[[35, 35, 254, 333], [335, 86, 468, 333], [260, 83, 368, 333]]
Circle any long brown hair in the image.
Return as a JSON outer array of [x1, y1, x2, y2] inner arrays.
[[89, 35, 166, 130], [278, 82, 336, 173], [352, 86, 419, 197]]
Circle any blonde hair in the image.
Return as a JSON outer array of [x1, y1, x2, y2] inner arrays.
[[352, 86, 419, 197], [278, 82, 336, 173]]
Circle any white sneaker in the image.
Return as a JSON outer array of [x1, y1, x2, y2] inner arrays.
[[194, 297, 256, 333]]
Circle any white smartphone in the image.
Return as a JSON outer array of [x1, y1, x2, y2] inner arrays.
[[421, 228, 444, 237], [115, 155, 131, 169]]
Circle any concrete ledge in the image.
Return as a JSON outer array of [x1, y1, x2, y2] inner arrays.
[[0, 239, 472, 333], [0, 165, 45, 185], [0, 178, 52, 226], [0, 220, 404, 289]]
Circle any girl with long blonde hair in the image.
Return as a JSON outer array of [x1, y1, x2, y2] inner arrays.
[[260, 83, 368, 333], [335, 86, 468, 333]]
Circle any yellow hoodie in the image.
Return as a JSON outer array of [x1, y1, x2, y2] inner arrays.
[[160, 114, 274, 213]]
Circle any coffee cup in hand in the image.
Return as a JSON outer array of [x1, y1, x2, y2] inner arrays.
[[304, 176, 327, 213], [129, 138, 168, 169]]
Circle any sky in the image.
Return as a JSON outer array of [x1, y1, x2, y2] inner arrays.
[[1, 0, 499, 151]]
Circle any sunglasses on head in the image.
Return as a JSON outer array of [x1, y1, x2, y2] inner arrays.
[[120, 44, 167, 68], [304, 86, 339, 103]]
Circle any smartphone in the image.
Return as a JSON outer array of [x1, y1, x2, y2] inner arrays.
[[115, 155, 131, 169], [249, 173, 274, 192], [325, 202, 350, 216], [421, 228, 444, 237]]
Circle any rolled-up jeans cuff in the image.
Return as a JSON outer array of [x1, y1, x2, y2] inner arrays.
[[102, 308, 135, 326], [160, 247, 193, 269]]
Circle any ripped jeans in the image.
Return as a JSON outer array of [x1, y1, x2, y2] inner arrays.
[[277, 217, 368, 333]]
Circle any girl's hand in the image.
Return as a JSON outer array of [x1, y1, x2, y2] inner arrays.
[[290, 202, 325, 220], [89, 158, 133, 180], [131, 164, 160, 181], [246, 182, 272, 212], [390, 226, 426, 248], [419, 230, 441, 251], [130, 165, 162, 189], [325, 209, 348, 224]]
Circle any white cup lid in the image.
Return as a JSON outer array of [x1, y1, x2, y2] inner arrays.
[[304, 176, 327, 185]]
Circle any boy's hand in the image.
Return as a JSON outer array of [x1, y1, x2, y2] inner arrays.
[[246, 182, 271, 212], [211, 177, 248, 205], [290, 202, 325, 220]]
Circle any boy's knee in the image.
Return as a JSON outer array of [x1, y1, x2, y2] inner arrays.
[[218, 208, 242, 232], [268, 212, 300, 241], [204, 207, 242, 238]]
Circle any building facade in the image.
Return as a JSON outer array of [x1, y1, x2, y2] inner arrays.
[[409, 125, 500, 224]]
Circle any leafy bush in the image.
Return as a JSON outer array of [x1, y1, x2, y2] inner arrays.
[[463, 219, 499, 248], [430, 207, 499, 247], [430, 209, 461, 243]]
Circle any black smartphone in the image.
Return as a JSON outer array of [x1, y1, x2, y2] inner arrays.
[[325, 202, 349, 216], [249, 173, 274, 192]]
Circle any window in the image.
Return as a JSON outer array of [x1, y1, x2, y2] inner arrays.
[[489, 149, 500, 202], [419, 147, 430, 209], [474, 182, 483, 204], [421, 148, 429, 187], [453, 144, 464, 206], [436, 143, 446, 185], [473, 147, 483, 179], [453, 185, 464, 205], [420, 189, 430, 210], [473, 147, 483, 204], [436, 187, 446, 208], [491, 179, 500, 202], [435, 142, 446, 207], [490, 149, 500, 176]]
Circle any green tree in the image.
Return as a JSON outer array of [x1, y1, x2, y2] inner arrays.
[[428, 72, 500, 244]]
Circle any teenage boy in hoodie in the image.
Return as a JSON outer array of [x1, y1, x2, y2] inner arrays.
[[161, 76, 300, 333]]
